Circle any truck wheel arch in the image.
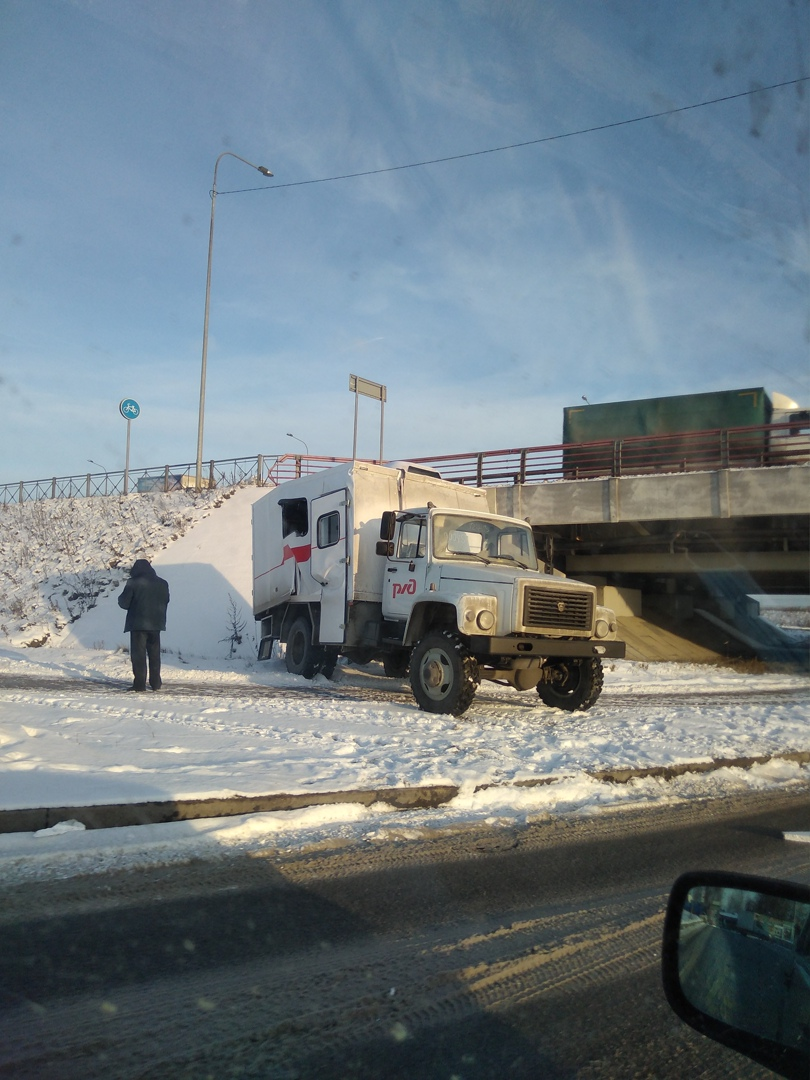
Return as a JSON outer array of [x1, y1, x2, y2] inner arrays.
[[404, 601, 457, 645], [281, 603, 319, 643]]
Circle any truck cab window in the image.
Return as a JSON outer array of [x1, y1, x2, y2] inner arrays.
[[280, 498, 308, 538], [317, 510, 341, 548], [396, 519, 425, 560]]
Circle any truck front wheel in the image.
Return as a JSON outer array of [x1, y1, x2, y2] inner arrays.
[[536, 657, 603, 711], [410, 631, 479, 716]]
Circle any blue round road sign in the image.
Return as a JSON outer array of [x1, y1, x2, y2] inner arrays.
[[119, 398, 140, 420]]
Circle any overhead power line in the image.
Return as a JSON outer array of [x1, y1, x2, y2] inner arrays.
[[220, 75, 809, 196]]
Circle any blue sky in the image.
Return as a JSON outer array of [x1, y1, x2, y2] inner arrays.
[[1, 0, 808, 483]]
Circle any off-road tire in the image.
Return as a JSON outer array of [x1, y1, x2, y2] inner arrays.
[[409, 631, 479, 716], [536, 656, 603, 711], [285, 615, 322, 679], [382, 650, 411, 679]]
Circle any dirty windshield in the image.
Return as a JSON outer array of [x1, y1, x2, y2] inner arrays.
[[431, 512, 538, 569]]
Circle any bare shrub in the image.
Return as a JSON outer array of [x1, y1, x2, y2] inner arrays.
[[220, 593, 248, 658]]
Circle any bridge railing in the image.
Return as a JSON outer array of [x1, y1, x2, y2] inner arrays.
[[2, 422, 807, 505], [411, 421, 810, 485]]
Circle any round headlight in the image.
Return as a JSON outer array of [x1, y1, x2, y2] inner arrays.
[[476, 610, 496, 631], [595, 618, 610, 639]]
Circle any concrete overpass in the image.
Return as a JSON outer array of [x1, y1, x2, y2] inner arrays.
[[412, 424, 809, 663], [490, 463, 809, 664], [492, 463, 808, 586]]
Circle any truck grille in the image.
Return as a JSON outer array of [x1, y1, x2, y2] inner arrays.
[[521, 585, 593, 633]]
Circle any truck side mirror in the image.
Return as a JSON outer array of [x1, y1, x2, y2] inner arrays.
[[379, 511, 395, 541], [662, 870, 810, 1080], [376, 540, 394, 557]]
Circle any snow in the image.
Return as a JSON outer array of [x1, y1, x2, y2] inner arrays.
[[0, 485, 808, 884]]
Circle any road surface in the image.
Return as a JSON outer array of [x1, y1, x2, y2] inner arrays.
[[1, 785, 809, 1078]]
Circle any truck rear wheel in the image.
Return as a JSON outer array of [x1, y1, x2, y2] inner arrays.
[[409, 631, 479, 716], [285, 616, 322, 679], [536, 657, 603, 711], [320, 648, 339, 680]]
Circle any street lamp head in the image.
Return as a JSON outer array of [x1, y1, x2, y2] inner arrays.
[[286, 432, 309, 455], [258, 166, 273, 177]]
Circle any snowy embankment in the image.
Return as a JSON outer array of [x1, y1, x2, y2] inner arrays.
[[0, 485, 808, 883]]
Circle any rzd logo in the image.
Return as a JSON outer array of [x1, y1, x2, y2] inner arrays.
[[392, 579, 417, 598]]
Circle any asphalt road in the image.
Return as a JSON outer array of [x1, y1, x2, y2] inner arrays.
[[1, 786, 809, 1079]]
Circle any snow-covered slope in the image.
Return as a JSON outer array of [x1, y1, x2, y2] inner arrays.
[[60, 486, 266, 660], [1, 485, 266, 660]]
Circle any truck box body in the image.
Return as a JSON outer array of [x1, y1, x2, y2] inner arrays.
[[252, 461, 489, 630]]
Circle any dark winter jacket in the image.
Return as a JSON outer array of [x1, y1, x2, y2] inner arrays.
[[118, 559, 170, 633]]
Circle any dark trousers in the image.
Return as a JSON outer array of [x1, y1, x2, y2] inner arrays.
[[130, 631, 162, 689]]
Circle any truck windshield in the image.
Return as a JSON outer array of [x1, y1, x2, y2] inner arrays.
[[431, 513, 538, 569]]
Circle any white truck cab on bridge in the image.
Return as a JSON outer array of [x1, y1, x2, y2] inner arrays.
[[252, 461, 625, 715]]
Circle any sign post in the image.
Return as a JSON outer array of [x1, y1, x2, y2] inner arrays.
[[349, 374, 387, 462], [118, 398, 140, 495]]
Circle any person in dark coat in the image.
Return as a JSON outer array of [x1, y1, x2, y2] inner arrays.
[[118, 559, 170, 691]]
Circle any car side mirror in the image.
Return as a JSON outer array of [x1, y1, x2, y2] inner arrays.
[[662, 870, 810, 1080], [375, 540, 393, 557]]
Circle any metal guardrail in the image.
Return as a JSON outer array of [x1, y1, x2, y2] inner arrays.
[[2, 423, 807, 505]]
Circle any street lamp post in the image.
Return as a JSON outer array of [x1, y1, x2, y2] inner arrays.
[[286, 432, 309, 456], [195, 152, 273, 489]]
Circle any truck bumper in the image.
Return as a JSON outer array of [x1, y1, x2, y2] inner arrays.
[[470, 637, 626, 660]]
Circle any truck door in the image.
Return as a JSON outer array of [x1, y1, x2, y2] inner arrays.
[[310, 489, 348, 643], [383, 515, 428, 623]]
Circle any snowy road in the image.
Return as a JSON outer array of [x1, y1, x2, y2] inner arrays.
[[1, 653, 809, 883], [1, 788, 808, 1079], [1, 666, 807, 709]]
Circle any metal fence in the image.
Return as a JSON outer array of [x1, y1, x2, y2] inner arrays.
[[2, 422, 807, 505], [0, 453, 352, 505]]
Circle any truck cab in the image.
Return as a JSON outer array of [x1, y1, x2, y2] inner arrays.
[[377, 505, 623, 714]]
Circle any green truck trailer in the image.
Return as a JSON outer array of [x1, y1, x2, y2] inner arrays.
[[562, 388, 807, 476]]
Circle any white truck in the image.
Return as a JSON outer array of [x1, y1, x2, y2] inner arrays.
[[252, 461, 625, 716]]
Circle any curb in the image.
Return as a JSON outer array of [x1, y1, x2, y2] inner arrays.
[[588, 749, 810, 784], [1, 751, 808, 836], [0, 785, 461, 835]]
